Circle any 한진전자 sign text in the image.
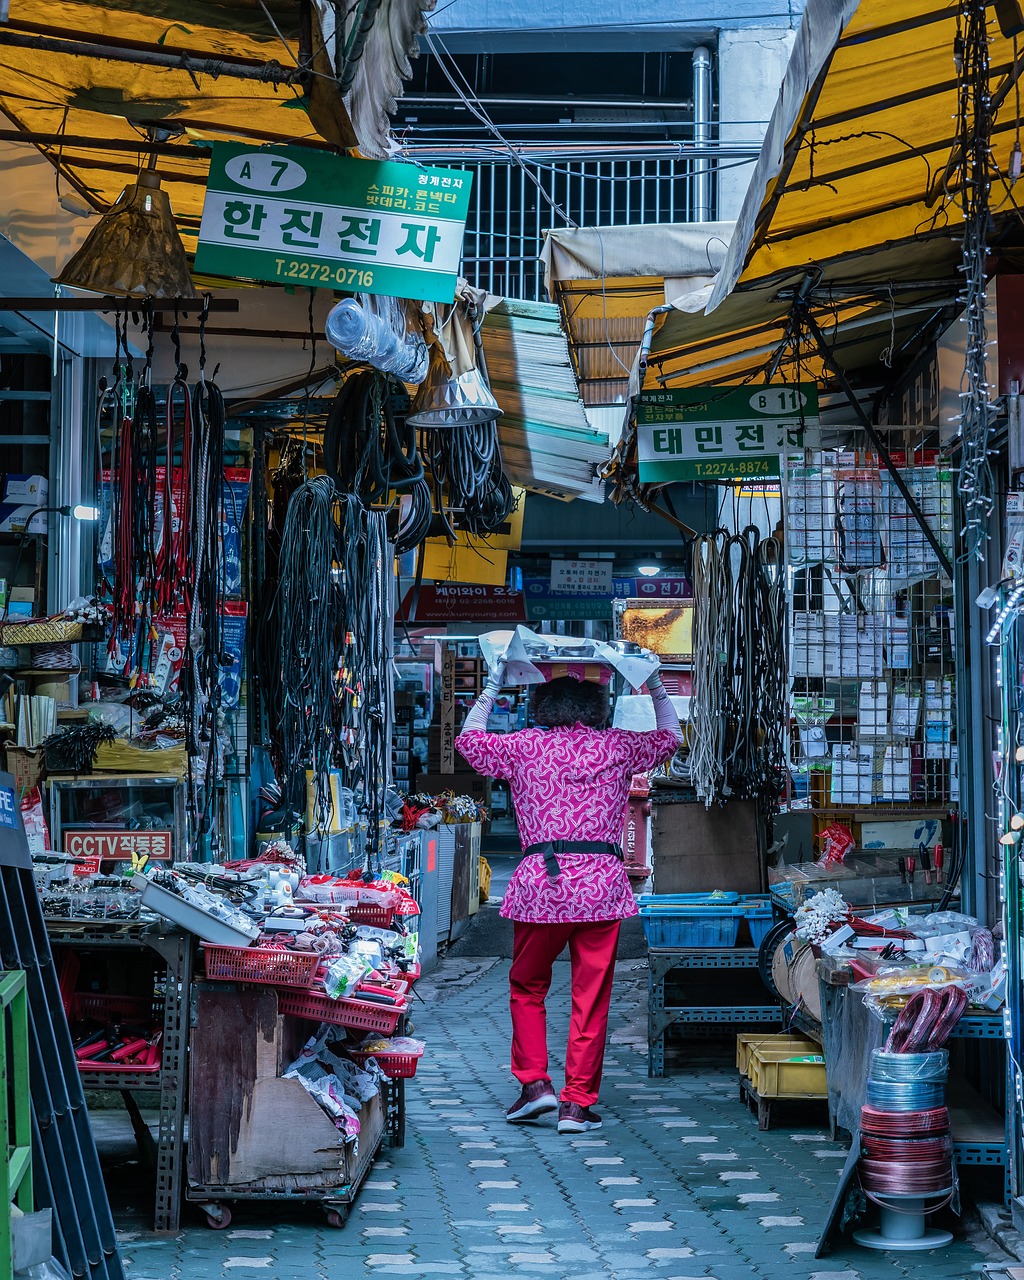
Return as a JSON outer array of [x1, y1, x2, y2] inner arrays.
[[636, 385, 817, 483], [195, 144, 473, 303]]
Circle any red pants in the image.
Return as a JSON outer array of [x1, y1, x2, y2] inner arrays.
[[509, 919, 621, 1107]]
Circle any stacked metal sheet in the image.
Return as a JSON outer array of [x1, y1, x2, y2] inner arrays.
[[481, 299, 609, 503]]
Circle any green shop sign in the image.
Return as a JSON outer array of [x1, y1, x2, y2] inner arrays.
[[195, 144, 473, 303], [636, 384, 817, 483]]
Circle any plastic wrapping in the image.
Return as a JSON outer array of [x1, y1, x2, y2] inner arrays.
[[851, 964, 970, 998], [822, 971, 886, 1135], [869, 1049, 948, 1084], [19, 1264, 73, 1280], [325, 295, 429, 383], [324, 954, 370, 999], [865, 1077, 945, 1110]]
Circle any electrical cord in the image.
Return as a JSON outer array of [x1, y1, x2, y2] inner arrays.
[[688, 526, 788, 810], [322, 369, 433, 553]]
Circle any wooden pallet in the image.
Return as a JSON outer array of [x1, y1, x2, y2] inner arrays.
[[738, 1072, 828, 1132]]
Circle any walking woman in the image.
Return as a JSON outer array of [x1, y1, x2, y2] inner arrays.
[[456, 665, 682, 1133]]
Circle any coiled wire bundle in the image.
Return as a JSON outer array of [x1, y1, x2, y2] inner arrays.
[[323, 369, 432, 553], [688, 526, 788, 808], [859, 1048, 953, 1203], [865, 1079, 945, 1112], [276, 478, 394, 858], [870, 1050, 948, 1084]]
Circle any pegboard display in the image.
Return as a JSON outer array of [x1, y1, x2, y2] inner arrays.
[[786, 448, 957, 815]]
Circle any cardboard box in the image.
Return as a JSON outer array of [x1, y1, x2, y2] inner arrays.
[[0, 475, 48, 533]]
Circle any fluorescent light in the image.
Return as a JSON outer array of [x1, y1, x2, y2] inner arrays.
[[72, 504, 99, 521], [637, 565, 661, 577]]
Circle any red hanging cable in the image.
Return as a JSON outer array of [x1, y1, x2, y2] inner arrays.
[[157, 376, 193, 613]]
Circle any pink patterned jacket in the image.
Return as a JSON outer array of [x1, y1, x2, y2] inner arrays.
[[455, 723, 680, 923]]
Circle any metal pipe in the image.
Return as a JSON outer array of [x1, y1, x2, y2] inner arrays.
[[0, 28, 309, 86], [799, 303, 955, 580], [692, 46, 713, 221], [0, 297, 239, 313]]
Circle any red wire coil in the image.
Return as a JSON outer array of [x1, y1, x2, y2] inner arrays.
[[861, 1133, 952, 1162], [859, 1157, 953, 1195], [860, 1105, 950, 1136]]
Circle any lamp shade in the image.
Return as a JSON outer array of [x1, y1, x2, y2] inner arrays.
[[405, 348, 502, 429], [55, 170, 197, 299]]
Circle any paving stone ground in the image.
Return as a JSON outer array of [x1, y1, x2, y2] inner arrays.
[[112, 956, 1006, 1279]]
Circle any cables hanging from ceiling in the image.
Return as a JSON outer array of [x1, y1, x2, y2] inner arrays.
[[276, 477, 394, 862], [322, 368, 433, 552], [687, 526, 788, 812]]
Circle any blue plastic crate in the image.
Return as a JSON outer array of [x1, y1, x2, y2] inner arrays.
[[636, 892, 739, 907], [639, 906, 742, 948], [744, 908, 774, 948]]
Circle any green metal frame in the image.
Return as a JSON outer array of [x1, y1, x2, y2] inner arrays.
[[0, 969, 33, 1276]]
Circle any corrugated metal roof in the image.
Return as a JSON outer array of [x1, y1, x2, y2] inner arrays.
[[481, 297, 609, 503]]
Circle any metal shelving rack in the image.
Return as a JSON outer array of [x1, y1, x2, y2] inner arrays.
[[45, 919, 194, 1233], [648, 947, 779, 1077]]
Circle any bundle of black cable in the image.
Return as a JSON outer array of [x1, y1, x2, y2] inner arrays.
[[323, 369, 432, 552], [278, 477, 347, 818], [428, 419, 516, 535]]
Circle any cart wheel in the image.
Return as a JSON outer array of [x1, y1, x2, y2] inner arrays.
[[205, 1205, 232, 1230], [325, 1207, 349, 1229]]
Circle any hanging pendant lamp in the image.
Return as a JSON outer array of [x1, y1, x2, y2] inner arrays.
[[55, 164, 197, 299], [405, 346, 502, 429]]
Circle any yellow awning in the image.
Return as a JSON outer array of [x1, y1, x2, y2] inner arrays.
[[644, 0, 1022, 393], [0, 0, 427, 252]]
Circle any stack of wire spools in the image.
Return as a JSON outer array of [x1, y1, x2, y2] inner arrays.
[[854, 986, 966, 1251]]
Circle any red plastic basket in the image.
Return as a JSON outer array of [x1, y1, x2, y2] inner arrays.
[[347, 903, 395, 929], [277, 989, 406, 1035], [347, 1049, 423, 1078], [78, 1058, 161, 1076], [72, 993, 162, 1024], [203, 944, 320, 989]]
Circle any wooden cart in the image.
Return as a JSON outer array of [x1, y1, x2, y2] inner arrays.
[[187, 984, 398, 1229]]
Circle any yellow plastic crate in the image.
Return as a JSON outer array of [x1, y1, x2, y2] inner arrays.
[[735, 1033, 816, 1079], [748, 1046, 826, 1099]]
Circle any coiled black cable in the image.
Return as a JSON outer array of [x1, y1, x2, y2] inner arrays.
[[322, 368, 432, 552]]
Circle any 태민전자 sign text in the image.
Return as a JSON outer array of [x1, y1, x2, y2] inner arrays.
[[636, 385, 817, 483], [195, 144, 473, 304]]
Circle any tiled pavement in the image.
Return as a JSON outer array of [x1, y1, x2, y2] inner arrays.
[[114, 957, 1005, 1279]]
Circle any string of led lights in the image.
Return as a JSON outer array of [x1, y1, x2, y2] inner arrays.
[[954, 0, 997, 562]]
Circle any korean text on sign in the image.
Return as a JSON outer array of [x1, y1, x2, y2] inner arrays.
[[195, 145, 474, 304]]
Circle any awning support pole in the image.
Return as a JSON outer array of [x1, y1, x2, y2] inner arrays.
[[0, 28, 310, 86], [798, 303, 955, 580]]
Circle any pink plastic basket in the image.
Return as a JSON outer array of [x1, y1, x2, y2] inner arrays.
[[277, 989, 407, 1035], [203, 945, 320, 989], [347, 1048, 423, 1079]]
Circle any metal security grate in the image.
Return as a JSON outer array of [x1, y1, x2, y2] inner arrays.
[[458, 155, 705, 300]]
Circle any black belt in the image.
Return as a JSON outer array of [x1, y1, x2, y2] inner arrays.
[[524, 840, 623, 879]]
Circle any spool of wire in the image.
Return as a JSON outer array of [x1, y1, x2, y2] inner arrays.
[[860, 1105, 950, 1137], [861, 1133, 952, 1162], [866, 1079, 945, 1111], [859, 1157, 952, 1196], [870, 1050, 948, 1085]]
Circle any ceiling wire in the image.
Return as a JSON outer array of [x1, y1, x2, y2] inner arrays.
[[422, 31, 579, 227]]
